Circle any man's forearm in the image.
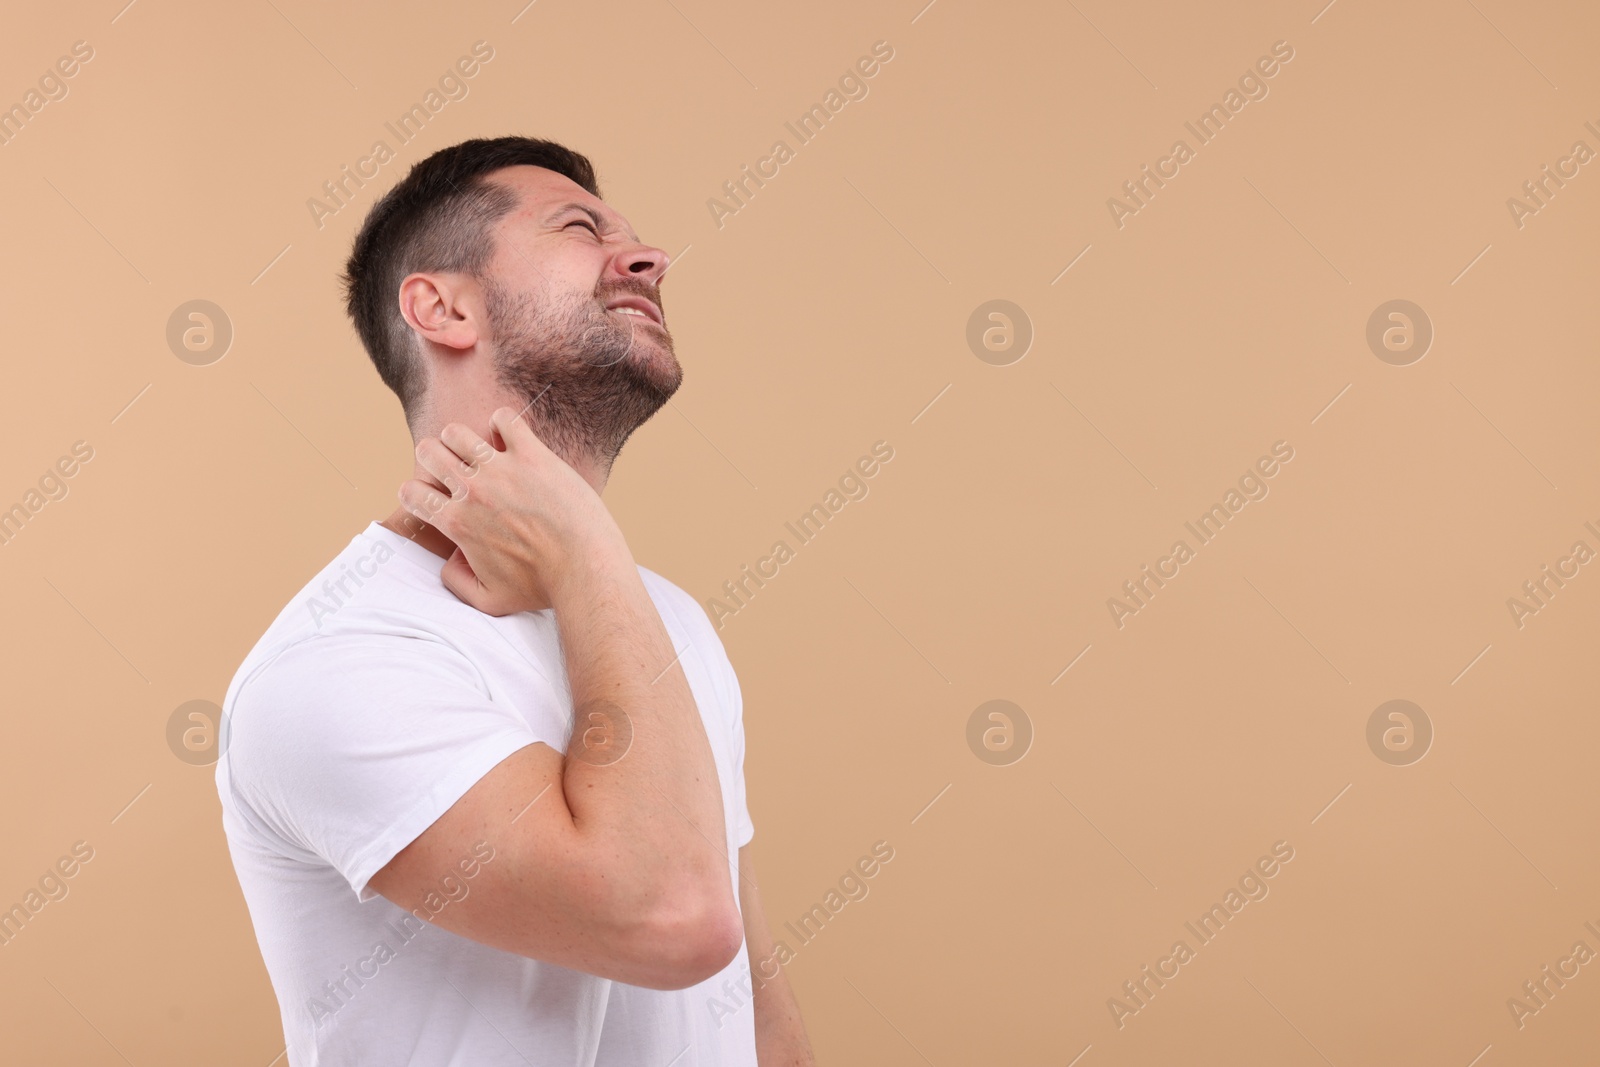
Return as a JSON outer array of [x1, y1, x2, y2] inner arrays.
[[549, 545, 733, 912], [754, 964, 816, 1065], [739, 848, 817, 1065]]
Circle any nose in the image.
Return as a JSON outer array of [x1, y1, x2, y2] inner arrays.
[[607, 240, 670, 288]]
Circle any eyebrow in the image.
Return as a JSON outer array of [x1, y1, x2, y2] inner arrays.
[[548, 202, 639, 244]]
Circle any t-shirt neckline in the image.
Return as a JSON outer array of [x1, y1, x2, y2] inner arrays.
[[364, 520, 451, 573]]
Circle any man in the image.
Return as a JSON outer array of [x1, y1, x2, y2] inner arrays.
[[216, 136, 814, 1065]]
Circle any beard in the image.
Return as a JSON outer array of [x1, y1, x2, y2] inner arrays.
[[485, 276, 683, 471]]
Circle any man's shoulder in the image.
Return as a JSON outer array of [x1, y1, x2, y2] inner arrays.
[[215, 528, 517, 820], [224, 525, 480, 706]]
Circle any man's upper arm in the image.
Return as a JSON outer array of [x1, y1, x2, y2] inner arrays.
[[228, 620, 745, 991], [368, 720, 738, 989], [232, 631, 725, 988], [365, 739, 656, 977]]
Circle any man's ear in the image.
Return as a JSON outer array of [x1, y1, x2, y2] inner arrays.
[[397, 272, 481, 353]]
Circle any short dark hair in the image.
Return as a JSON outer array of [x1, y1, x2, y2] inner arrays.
[[340, 136, 600, 424]]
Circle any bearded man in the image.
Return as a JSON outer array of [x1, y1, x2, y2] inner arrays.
[[216, 136, 813, 1067]]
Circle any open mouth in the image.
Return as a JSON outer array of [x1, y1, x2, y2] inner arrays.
[[608, 306, 662, 327], [603, 295, 664, 327]]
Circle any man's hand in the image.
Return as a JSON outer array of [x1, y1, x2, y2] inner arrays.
[[398, 406, 629, 615]]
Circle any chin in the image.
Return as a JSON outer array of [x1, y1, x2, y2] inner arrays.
[[632, 331, 683, 386], [642, 354, 685, 400]]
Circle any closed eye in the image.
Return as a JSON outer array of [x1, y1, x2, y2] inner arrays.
[[566, 218, 599, 235]]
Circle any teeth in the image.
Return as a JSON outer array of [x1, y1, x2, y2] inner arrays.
[[612, 306, 647, 317]]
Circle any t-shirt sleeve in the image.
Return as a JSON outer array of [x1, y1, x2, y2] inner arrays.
[[223, 631, 566, 903]]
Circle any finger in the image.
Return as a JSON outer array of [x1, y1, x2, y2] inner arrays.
[[398, 479, 455, 528], [438, 549, 482, 606], [441, 548, 512, 616], [415, 437, 473, 497], [388, 509, 434, 543], [440, 421, 497, 474], [491, 406, 546, 457]]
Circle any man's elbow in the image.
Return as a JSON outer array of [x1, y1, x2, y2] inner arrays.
[[632, 894, 745, 990]]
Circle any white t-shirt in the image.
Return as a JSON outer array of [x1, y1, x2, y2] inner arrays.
[[216, 521, 758, 1067]]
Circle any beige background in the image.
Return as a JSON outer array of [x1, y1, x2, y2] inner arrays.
[[1, 0, 1597, 1063]]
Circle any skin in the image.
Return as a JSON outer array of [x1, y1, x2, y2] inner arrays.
[[364, 164, 813, 1058], [740, 843, 817, 1065]]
